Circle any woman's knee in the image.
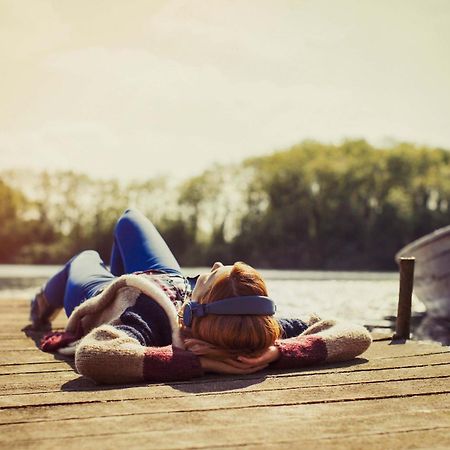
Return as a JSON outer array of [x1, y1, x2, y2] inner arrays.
[[67, 250, 108, 282], [122, 208, 141, 219], [115, 209, 139, 229], [72, 250, 101, 264], [115, 208, 150, 235]]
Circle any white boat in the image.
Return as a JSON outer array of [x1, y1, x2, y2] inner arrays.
[[396, 225, 450, 319]]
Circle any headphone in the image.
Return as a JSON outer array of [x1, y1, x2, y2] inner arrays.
[[182, 295, 277, 327]]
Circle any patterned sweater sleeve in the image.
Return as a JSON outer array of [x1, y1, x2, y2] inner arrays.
[[75, 325, 203, 384], [272, 318, 372, 369]]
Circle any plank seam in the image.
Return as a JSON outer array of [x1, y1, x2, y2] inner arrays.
[[3, 423, 450, 445], [2, 373, 450, 398], [2, 400, 450, 426], [2, 389, 450, 412]]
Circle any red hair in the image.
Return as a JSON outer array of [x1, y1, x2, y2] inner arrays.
[[183, 262, 280, 358]]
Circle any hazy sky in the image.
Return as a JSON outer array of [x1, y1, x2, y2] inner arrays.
[[1, 0, 449, 181]]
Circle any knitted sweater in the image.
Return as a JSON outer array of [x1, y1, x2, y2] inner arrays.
[[41, 273, 372, 384]]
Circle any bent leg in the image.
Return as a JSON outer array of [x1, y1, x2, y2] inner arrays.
[[110, 208, 181, 276], [44, 250, 115, 317]]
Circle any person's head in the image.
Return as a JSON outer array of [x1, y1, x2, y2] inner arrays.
[[182, 261, 281, 358]]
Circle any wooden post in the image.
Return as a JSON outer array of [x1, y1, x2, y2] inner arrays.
[[394, 257, 415, 340]]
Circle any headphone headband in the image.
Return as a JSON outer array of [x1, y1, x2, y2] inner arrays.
[[182, 295, 276, 327]]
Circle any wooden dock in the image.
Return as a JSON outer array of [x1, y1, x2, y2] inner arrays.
[[1, 298, 449, 449]]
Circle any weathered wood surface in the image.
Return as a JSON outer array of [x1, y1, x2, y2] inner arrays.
[[1, 299, 449, 449]]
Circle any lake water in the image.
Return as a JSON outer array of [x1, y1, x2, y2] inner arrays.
[[0, 264, 425, 329]]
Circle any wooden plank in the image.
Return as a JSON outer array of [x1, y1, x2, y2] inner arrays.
[[0, 301, 30, 310], [0, 339, 43, 350], [1, 360, 449, 396], [1, 375, 449, 410], [362, 340, 449, 359], [216, 428, 450, 450], [1, 409, 449, 448], [2, 389, 448, 426], [271, 352, 450, 379], [0, 351, 69, 365], [0, 322, 67, 333], [2, 427, 449, 450], [0, 362, 71, 375]]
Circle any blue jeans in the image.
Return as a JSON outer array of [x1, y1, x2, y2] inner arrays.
[[43, 209, 182, 317]]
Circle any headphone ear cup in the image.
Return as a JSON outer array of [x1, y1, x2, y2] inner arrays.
[[183, 302, 193, 327]]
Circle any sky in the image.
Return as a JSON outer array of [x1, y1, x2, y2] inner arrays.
[[1, 0, 449, 181]]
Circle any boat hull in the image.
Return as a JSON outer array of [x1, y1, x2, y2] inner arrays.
[[396, 225, 450, 318]]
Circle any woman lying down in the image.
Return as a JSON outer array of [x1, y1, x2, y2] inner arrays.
[[29, 209, 372, 384]]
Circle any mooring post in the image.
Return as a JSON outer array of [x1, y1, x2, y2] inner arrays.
[[394, 257, 415, 340]]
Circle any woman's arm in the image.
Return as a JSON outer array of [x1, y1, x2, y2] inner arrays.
[[75, 325, 269, 384], [277, 318, 309, 338], [75, 325, 203, 384], [238, 318, 372, 369]]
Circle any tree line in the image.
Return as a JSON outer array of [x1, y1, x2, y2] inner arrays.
[[1, 140, 449, 270]]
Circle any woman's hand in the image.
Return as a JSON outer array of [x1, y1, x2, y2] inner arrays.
[[236, 345, 280, 366], [199, 356, 268, 375], [199, 345, 281, 375]]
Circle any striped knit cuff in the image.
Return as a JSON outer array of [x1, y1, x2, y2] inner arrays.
[[271, 336, 328, 370], [143, 346, 204, 382]]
